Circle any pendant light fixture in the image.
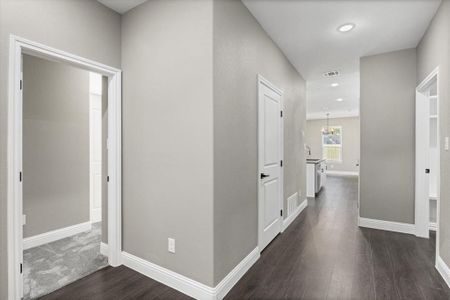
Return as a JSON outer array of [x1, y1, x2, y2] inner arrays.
[[321, 113, 335, 135]]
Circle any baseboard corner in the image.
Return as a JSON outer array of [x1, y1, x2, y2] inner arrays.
[[122, 246, 260, 300], [358, 217, 415, 235], [429, 222, 437, 232], [214, 247, 260, 299], [436, 255, 450, 288], [122, 251, 216, 299]]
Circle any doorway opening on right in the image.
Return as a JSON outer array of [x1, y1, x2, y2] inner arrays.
[[415, 68, 439, 256]]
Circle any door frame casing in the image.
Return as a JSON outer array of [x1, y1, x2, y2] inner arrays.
[[414, 67, 439, 250], [7, 35, 122, 300], [257, 74, 284, 252], [89, 72, 104, 223]]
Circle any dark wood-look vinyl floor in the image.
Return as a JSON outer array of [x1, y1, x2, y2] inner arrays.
[[226, 176, 450, 300], [40, 176, 450, 300]]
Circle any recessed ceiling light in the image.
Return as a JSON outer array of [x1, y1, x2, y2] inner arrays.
[[338, 23, 355, 33], [331, 83, 339, 87], [336, 98, 343, 102]]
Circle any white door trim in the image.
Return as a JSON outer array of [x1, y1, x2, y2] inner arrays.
[[89, 72, 103, 223], [7, 35, 122, 300], [257, 74, 284, 252], [414, 67, 439, 253]]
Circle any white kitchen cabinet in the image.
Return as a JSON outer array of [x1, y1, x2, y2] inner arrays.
[[306, 159, 327, 198]]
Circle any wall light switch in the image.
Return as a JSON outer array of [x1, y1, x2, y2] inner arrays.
[[445, 137, 449, 151], [168, 238, 175, 253], [22, 214, 26, 226]]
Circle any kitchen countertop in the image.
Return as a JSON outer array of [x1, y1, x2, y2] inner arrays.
[[306, 158, 325, 164]]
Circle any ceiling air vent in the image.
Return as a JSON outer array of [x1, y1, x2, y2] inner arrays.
[[323, 70, 340, 78]]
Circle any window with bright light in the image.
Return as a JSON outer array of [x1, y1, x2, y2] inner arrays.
[[322, 126, 342, 162]]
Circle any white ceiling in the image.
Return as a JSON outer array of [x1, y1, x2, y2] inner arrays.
[[98, 0, 147, 14], [243, 0, 441, 119], [307, 72, 359, 120]]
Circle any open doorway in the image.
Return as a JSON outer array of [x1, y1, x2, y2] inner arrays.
[[304, 72, 360, 201], [20, 55, 108, 298], [415, 68, 440, 251], [7, 36, 122, 300]]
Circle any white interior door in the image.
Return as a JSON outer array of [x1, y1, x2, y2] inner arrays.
[[90, 73, 102, 223], [258, 75, 283, 251]]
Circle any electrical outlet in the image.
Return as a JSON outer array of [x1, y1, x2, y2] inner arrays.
[[445, 137, 449, 151], [168, 238, 175, 253]]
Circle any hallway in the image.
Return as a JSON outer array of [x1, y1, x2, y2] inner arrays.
[[226, 176, 450, 299], [40, 176, 450, 299]]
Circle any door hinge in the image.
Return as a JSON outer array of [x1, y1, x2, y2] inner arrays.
[[19, 171, 22, 182], [20, 80, 22, 90], [107, 175, 110, 182], [280, 209, 283, 216], [20, 263, 23, 274], [280, 110, 283, 117], [280, 160, 283, 167]]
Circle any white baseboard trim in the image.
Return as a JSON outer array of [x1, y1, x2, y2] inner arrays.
[[429, 222, 437, 231], [326, 170, 359, 177], [100, 242, 109, 256], [122, 252, 215, 299], [436, 255, 450, 288], [122, 247, 260, 300], [214, 247, 260, 299], [282, 198, 307, 232], [358, 217, 416, 235], [23, 221, 92, 250]]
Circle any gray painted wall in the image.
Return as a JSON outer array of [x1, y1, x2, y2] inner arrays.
[[417, 0, 450, 267], [121, 0, 214, 286], [306, 117, 360, 173], [360, 48, 417, 224], [0, 0, 121, 297], [213, 0, 307, 285], [1, 0, 306, 292], [23, 54, 90, 238]]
